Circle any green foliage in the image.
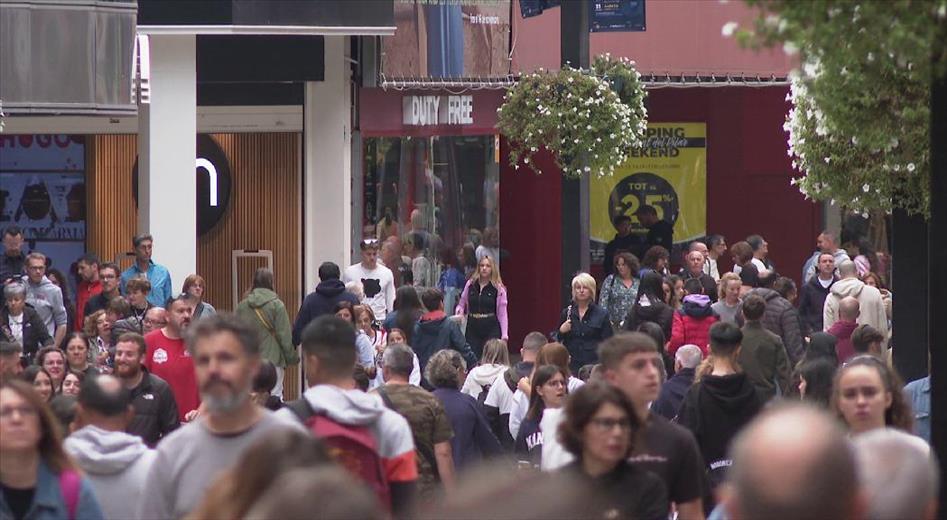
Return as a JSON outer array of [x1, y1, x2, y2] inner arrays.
[[496, 55, 648, 178], [733, 0, 947, 217]]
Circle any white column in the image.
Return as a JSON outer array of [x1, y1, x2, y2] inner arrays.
[[303, 35, 352, 291], [137, 34, 197, 286]]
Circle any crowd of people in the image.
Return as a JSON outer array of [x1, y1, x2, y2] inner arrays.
[[0, 222, 940, 520]]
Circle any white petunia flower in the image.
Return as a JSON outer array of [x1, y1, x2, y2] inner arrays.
[[721, 22, 738, 37]]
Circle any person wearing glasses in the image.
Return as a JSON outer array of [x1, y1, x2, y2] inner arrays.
[[832, 355, 915, 437], [82, 263, 123, 318], [22, 252, 68, 345], [514, 365, 568, 469], [0, 380, 105, 519], [557, 382, 668, 520]]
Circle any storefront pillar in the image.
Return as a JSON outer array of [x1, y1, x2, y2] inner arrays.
[[137, 34, 197, 283], [303, 35, 352, 291]]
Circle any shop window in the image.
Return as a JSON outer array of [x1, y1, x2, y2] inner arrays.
[[362, 135, 500, 295]]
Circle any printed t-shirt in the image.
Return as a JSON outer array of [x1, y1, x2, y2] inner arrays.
[[144, 329, 200, 422]]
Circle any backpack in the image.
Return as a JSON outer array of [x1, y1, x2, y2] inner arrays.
[[59, 469, 80, 520], [287, 399, 391, 509], [376, 386, 441, 481], [476, 367, 518, 406]]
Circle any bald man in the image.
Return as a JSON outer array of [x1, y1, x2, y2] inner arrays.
[[823, 260, 888, 345], [828, 296, 860, 362], [853, 428, 938, 520], [725, 404, 863, 520]]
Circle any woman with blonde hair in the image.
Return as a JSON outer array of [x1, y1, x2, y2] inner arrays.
[[182, 274, 216, 320], [711, 272, 743, 324], [557, 273, 612, 374], [461, 338, 510, 399], [454, 255, 509, 360]]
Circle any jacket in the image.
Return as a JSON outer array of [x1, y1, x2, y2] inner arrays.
[[455, 279, 509, 339], [827, 320, 859, 363], [651, 367, 695, 420], [0, 459, 104, 520], [432, 388, 503, 470], [236, 288, 299, 368], [0, 251, 26, 283], [737, 321, 792, 402], [623, 298, 674, 340], [23, 275, 67, 337], [558, 302, 614, 373], [1, 305, 53, 361], [413, 311, 478, 371], [822, 277, 889, 344], [669, 295, 718, 356], [127, 369, 180, 446], [64, 426, 156, 520], [676, 372, 761, 485], [292, 279, 360, 345], [803, 249, 851, 283], [797, 275, 836, 336], [74, 280, 102, 332], [460, 363, 507, 399], [681, 270, 719, 303], [748, 288, 805, 365]]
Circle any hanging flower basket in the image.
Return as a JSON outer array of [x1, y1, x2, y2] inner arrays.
[[496, 54, 648, 178]]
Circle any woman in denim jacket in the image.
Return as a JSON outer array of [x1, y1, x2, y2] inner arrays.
[[0, 380, 103, 520]]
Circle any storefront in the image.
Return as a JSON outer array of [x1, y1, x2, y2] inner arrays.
[[358, 89, 505, 298]]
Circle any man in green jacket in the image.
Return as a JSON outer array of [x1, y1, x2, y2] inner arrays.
[[737, 294, 791, 403], [236, 268, 299, 400]]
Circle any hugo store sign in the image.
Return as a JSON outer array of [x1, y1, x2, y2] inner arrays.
[[402, 95, 474, 126]]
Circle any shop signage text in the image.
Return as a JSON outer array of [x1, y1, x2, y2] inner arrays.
[[403, 95, 474, 126]]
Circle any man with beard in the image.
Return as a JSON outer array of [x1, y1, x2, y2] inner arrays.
[[83, 263, 122, 317], [74, 253, 102, 331], [144, 294, 199, 422], [114, 332, 178, 445], [138, 313, 303, 519]]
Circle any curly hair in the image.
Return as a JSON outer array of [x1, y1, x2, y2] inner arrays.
[[425, 349, 466, 389], [641, 246, 669, 270], [831, 356, 913, 433], [557, 382, 641, 459]]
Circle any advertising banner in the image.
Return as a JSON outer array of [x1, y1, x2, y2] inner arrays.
[[590, 122, 706, 264], [590, 0, 646, 32], [382, 0, 510, 78]]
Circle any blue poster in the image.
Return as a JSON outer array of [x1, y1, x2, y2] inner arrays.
[[590, 0, 646, 32]]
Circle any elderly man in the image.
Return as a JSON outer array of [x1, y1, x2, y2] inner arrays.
[[823, 260, 888, 344], [853, 429, 938, 520], [142, 307, 167, 335], [680, 248, 718, 303], [724, 404, 863, 520]]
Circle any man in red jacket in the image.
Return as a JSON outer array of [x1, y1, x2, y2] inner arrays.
[[669, 278, 719, 357]]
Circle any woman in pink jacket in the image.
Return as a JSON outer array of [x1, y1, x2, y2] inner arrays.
[[454, 255, 509, 360]]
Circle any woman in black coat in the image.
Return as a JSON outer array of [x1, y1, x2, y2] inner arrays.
[[557, 273, 613, 374], [623, 271, 674, 339], [2, 281, 53, 363]]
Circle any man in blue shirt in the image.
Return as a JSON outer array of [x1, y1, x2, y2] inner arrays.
[[903, 375, 930, 443], [121, 233, 173, 307]]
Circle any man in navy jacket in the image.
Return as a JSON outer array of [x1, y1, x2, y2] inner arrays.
[[293, 262, 359, 345]]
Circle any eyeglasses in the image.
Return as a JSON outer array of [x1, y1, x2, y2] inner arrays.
[[590, 417, 632, 433]]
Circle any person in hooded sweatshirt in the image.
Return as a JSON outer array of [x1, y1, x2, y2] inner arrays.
[[64, 375, 156, 520], [460, 338, 510, 401], [822, 260, 888, 345], [827, 296, 860, 363], [623, 271, 674, 340], [236, 268, 299, 400], [277, 315, 418, 518], [676, 321, 761, 509], [293, 262, 360, 346], [668, 278, 719, 358], [412, 289, 478, 377]]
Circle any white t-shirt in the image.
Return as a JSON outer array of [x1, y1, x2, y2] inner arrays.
[[509, 376, 584, 440], [751, 257, 768, 272], [343, 263, 395, 320], [818, 277, 834, 289], [483, 371, 516, 414]]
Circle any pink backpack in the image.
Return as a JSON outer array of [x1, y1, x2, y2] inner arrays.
[[59, 469, 80, 520]]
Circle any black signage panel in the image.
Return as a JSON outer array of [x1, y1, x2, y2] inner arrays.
[[132, 135, 232, 237], [590, 0, 645, 32]]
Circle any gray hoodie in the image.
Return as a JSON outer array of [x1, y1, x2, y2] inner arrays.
[[23, 275, 67, 336], [275, 384, 416, 466], [64, 425, 156, 520]]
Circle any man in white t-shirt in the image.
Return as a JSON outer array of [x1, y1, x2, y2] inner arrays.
[[343, 240, 395, 321]]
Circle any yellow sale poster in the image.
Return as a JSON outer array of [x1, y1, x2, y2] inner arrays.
[[590, 123, 707, 262]]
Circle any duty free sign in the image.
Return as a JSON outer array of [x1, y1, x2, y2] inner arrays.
[[402, 95, 474, 126]]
